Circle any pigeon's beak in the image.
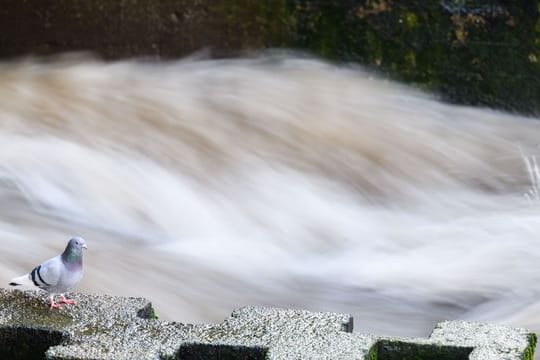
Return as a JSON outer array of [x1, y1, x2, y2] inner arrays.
[[82, 244, 88, 250]]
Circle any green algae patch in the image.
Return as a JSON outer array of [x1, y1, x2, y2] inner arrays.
[[137, 302, 158, 320], [523, 333, 537, 360], [0, 289, 73, 329]]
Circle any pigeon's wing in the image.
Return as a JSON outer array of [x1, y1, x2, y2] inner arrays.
[[29, 256, 62, 290]]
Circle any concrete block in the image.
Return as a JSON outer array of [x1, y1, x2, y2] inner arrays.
[[0, 289, 536, 359]]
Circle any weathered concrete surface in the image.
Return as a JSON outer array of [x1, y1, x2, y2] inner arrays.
[[0, 288, 536, 359], [0, 0, 291, 59]]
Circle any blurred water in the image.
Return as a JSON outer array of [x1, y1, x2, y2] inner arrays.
[[1, 54, 540, 341]]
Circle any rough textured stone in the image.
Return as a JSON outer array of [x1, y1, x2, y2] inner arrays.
[[0, 288, 536, 359], [0, 0, 291, 59]]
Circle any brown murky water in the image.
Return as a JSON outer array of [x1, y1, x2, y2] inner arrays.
[[1, 54, 540, 344]]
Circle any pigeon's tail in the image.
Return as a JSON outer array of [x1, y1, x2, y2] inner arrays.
[[9, 274, 31, 287]]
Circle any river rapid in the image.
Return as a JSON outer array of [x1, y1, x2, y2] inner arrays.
[[1, 54, 540, 342]]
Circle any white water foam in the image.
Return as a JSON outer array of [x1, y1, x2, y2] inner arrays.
[[1, 55, 540, 343]]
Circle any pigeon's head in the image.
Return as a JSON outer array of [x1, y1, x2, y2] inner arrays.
[[62, 236, 87, 265], [68, 236, 88, 251]]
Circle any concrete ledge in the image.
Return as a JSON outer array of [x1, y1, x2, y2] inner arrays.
[[0, 289, 536, 359]]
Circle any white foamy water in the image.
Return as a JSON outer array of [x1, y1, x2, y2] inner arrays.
[[1, 54, 540, 342]]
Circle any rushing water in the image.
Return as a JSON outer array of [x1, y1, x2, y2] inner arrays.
[[1, 54, 540, 341]]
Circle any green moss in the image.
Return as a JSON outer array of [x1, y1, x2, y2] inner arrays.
[[0, 291, 73, 330], [290, 0, 540, 115], [523, 333, 538, 360], [367, 343, 378, 360], [148, 307, 159, 320], [137, 302, 159, 320], [405, 12, 419, 29]]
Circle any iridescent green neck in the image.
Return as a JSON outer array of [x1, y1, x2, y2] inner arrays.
[[61, 247, 82, 265]]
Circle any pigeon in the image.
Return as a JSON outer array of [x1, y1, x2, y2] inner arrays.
[[9, 236, 87, 309]]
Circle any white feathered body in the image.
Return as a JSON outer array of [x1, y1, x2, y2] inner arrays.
[[10, 244, 84, 295]]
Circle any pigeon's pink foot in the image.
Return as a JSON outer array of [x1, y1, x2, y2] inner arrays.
[[49, 296, 62, 309], [58, 294, 76, 305]]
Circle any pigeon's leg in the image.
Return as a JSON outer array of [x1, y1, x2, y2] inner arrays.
[[49, 295, 61, 309], [58, 294, 76, 305]]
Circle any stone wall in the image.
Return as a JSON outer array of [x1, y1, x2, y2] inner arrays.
[[0, 289, 536, 359], [1, 1, 538, 114], [0, 0, 291, 59]]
